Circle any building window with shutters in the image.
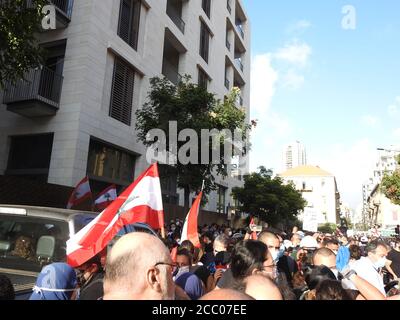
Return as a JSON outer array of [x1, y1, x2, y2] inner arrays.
[[118, 0, 141, 51], [199, 21, 210, 63], [217, 185, 227, 214], [198, 68, 209, 89], [202, 0, 211, 18], [109, 58, 135, 126]]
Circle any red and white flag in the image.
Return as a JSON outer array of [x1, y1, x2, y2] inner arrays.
[[249, 217, 257, 240], [180, 191, 202, 248], [66, 176, 92, 209], [94, 185, 117, 211], [67, 163, 164, 267]]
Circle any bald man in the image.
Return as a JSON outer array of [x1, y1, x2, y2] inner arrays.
[[244, 275, 282, 300], [103, 233, 175, 300], [200, 289, 254, 300], [312, 248, 339, 279]]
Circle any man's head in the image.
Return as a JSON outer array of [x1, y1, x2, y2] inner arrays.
[[76, 254, 102, 286], [103, 233, 175, 300], [243, 275, 282, 300], [224, 228, 232, 237], [291, 233, 302, 247], [258, 232, 281, 263], [312, 248, 338, 279], [213, 234, 229, 255], [323, 238, 339, 255], [200, 289, 254, 300], [366, 240, 389, 269]]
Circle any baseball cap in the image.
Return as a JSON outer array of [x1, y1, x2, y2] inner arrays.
[[300, 235, 318, 249]]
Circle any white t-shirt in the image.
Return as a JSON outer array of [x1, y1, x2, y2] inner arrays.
[[351, 257, 386, 295]]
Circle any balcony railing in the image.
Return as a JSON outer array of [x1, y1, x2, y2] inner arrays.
[[51, 0, 73, 18], [166, 7, 185, 34], [235, 58, 244, 72], [227, 0, 232, 14], [3, 66, 63, 117], [226, 38, 231, 51], [162, 60, 182, 86], [236, 24, 244, 39], [225, 78, 230, 90]]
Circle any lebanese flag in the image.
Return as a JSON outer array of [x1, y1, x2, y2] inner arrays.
[[66, 176, 92, 209], [94, 185, 117, 211], [67, 163, 164, 267], [180, 192, 202, 248], [249, 217, 257, 240]]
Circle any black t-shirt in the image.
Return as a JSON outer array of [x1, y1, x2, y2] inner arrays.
[[388, 249, 400, 278], [79, 272, 104, 300], [216, 268, 234, 289], [190, 265, 211, 287]]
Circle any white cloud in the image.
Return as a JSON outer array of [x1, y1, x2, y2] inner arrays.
[[281, 70, 305, 89], [250, 54, 278, 115], [388, 105, 398, 116], [274, 40, 312, 67], [286, 20, 312, 35], [319, 139, 376, 209], [361, 115, 379, 127]]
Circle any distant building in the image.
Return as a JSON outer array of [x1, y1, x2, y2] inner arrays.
[[280, 165, 340, 225], [283, 141, 307, 171]]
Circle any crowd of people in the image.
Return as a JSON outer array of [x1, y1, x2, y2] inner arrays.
[[1, 218, 400, 301]]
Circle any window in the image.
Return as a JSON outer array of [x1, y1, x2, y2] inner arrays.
[[199, 21, 210, 63], [302, 182, 306, 190], [109, 58, 135, 126], [202, 0, 211, 18], [118, 0, 141, 50], [7, 134, 54, 181], [217, 185, 227, 214], [87, 139, 136, 186], [198, 68, 209, 89]]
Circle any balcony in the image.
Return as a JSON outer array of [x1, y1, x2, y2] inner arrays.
[[226, 38, 231, 51], [235, 58, 244, 72], [236, 24, 244, 39], [225, 78, 230, 90], [162, 60, 182, 86], [3, 66, 63, 117], [42, 0, 73, 29], [166, 4, 185, 34]]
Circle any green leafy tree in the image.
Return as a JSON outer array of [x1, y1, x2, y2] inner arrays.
[[0, 0, 47, 88], [231, 166, 306, 226], [382, 170, 400, 205], [136, 76, 252, 209]]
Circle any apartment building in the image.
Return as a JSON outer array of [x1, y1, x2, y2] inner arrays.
[[0, 0, 251, 215]]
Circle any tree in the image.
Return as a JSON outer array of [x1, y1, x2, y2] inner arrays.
[[135, 76, 252, 209], [381, 170, 400, 206], [0, 0, 47, 89], [231, 166, 306, 227]]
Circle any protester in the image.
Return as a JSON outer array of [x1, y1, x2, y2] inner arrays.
[[0, 275, 15, 300], [315, 279, 352, 300], [103, 233, 175, 300], [386, 240, 400, 279], [76, 253, 104, 300], [29, 263, 77, 300], [174, 272, 204, 300]]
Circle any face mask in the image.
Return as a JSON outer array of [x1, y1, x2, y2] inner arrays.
[[374, 257, 387, 269], [278, 245, 285, 258], [228, 231, 233, 237], [332, 250, 338, 255], [271, 250, 279, 262]]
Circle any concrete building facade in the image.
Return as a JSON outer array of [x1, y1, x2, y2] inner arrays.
[[0, 0, 251, 214]]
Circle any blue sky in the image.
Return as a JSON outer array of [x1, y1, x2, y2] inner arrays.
[[243, 0, 400, 211]]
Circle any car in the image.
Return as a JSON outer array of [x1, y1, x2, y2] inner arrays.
[[0, 204, 97, 299]]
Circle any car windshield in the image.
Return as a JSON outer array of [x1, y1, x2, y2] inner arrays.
[[0, 214, 69, 272]]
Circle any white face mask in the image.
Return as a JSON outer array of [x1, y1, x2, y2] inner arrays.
[[228, 231, 233, 237], [271, 250, 279, 262], [331, 268, 339, 279], [374, 257, 387, 269]]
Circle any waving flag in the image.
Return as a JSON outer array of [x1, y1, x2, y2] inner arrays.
[[249, 217, 257, 240], [94, 185, 117, 211], [66, 176, 92, 209], [67, 163, 164, 267], [180, 191, 202, 248]]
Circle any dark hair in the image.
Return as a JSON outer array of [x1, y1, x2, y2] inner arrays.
[[349, 245, 362, 260], [303, 265, 336, 290], [315, 279, 351, 300], [0, 275, 15, 300], [230, 240, 268, 280], [177, 248, 192, 261], [180, 240, 195, 256], [323, 237, 339, 247], [366, 240, 388, 254]]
